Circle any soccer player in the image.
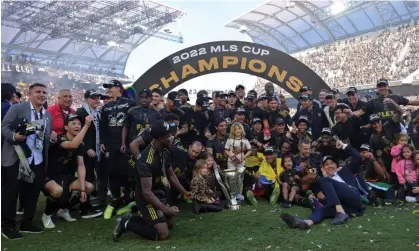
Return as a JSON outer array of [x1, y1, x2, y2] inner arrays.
[[112, 121, 190, 241]]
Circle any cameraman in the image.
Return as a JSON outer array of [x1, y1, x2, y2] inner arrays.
[[100, 80, 136, 219], [1, 83, 54, 239]]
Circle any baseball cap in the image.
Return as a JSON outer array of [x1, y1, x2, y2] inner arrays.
[[299, 94, 313, 100], [258, 95, 268, 101], [322, 155, 335, 165], [151, 88, 163, 96], [332, 88, 339, 94], [300, 86, 311, 93], [197, 90, 211, 99], [252, 117, 262, 125], [138, 88, 152, 97], [321, 127, 331, 135], [377, 78, 388, 86], [275, 118, 285, 125], [178, 89, 190, 101], [167, 91, 179, 101], [335, 103, 350, 111], [84, 89, 102, 99], [227, 90, 236, 97], [100, 94, 110, 100], [245, 94, 256, 101], [263, 146, 275, 155], [369, 114, 381, 123], [247, 90, 258, 97], [64, 114, 81, 125], [325, 92, 335, 99], [296, 115, 309, 124], [235, 84, 245, 91], [360, 144, 371, 152], [235, 107, 246, 115], [150, 120, 177, 139], [196, 97, 210, 107], [346, 87, 358, 94], [214, 91, 227, 98], [103, 80, 123, 89]]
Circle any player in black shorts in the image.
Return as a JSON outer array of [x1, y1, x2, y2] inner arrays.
[[42, 114, 97, 229], [113, 120, 190, 242]]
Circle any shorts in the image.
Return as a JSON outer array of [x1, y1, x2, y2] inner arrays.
[[136, 192, 169, 226], [45, 174, 77, 188]]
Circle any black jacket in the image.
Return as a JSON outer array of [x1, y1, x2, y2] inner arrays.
[[76, 107, 97, 153]]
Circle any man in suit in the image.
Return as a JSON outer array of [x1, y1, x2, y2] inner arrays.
[[75, 90, 104, 217], [1, 83, 55, 239], [281, 140, 365, 229]]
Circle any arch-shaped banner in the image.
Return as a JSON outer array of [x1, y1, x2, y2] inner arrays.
[[132, 41, 330, 99]]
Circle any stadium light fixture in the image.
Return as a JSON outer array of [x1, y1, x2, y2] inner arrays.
[[330, 1, 346, 15], [239, 25, 248, 33]]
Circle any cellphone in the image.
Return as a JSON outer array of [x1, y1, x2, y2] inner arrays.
[[332, 135, 340, 141]]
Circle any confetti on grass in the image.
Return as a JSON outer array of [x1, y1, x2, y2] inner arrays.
[[358, 225, 363, 229], [248, 238, 253, 241], [266, 245, 271, 249], [306, 229, 311, 234], [156, 246, 160, 249]]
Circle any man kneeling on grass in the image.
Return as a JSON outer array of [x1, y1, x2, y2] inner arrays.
[[281, 140, 366, 229], [42, 114, 99, 229], [113, 121, 191, 241]]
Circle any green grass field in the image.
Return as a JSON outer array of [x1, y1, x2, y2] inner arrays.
[[2, 199, 419, 251]]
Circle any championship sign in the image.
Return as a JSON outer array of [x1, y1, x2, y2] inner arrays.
[[132, 41, 330, 99]]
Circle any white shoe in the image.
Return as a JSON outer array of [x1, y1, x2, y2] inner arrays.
[[405, 196, 417, 203], [41, 214, 56, 229], [57, 209, 77, 222]]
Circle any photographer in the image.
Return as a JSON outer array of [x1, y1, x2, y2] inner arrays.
[[1, 83, 54, 239]]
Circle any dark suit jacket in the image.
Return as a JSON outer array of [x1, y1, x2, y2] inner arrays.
[[1, 102, 52, 168], [76, 107, 97, 153], [336, 145, 362, 189]]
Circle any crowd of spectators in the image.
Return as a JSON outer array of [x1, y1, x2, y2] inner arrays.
[[295, 24, 419, 89]]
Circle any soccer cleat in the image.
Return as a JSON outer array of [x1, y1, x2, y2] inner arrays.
[[405, 196, 417, 203], [104, 204, 115, 220], [16, 208, 24, 215], [1, 228, 23, 240], [282, 200, 292, 208], [19, 224, 44, 234], [80, 209, 103, 219], [57, 209, 76, 222], [112, 213, 132, 242], [116, 201, 136, 216], [270, 188, 280, 205], [41, 214, 56, 229], [246, 190, 258, 206], [280, 213, 310, 230]]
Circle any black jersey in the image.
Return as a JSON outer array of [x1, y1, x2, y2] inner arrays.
[[48, 135, 84, 176], [363, 95, 409, 123], [126, 106, 160, 141]]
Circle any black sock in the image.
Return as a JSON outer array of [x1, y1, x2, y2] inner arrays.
[[296, 197, 312, 208], [45, 198, 58, 216], [79, 197, 90, 214], [126, 216, 158, 240]]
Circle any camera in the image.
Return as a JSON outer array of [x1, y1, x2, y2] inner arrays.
[[15, 119, 44, 136]]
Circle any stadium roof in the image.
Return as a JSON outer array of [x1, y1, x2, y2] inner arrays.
[[226, 0, 419, 54], [1, 1, 185, 74]]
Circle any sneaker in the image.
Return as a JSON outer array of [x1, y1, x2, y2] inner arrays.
[[406, 196, 417, 203], [280, 213, 310, 230], [104, 204, 115, 220], [16, 209, 24, 215], [1, 227, 23, 240], [246, 190, 258, 206], [116, 201, 136, 216], [270, 188, 280, 205], [41, 214, 56, 229], [331, 212, 349, 225], [282, 201, 292, 208], [80, 209, 103, 219], [19, 224, 44, 234], [192, 201, 202, 215], [112, 213, 132, 242], [57, 209, 76, 222]]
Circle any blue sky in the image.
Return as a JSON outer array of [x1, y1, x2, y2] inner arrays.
[[124, 0, 264, 97]]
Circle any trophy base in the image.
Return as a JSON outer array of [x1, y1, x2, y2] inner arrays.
[[227, 204, 240, 210]]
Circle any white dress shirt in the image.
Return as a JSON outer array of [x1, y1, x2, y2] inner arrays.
[[26, 102, 46, 165]]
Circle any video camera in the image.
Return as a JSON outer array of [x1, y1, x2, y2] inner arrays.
[[15, 118, 44, 136]]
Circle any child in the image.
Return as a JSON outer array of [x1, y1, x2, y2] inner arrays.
[[225, 122, 251, 170], [391, 142, 416, 200], [280, 155, 302, 208], [406, 151, 419, 203], [190, 159, 222, 214], [202, 152, 220, 203]]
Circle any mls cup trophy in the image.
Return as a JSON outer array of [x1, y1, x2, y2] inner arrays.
[[214, 165, 245, 210]]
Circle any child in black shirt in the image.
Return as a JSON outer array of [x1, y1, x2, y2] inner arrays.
[[280, 155, 302, 208]]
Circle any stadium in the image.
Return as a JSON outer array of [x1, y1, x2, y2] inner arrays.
[[1, 1, 419, 251]]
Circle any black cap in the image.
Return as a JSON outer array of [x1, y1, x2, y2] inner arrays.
[[196, 97, 210, 107], [100, 94, 110, 100], [227, 90, 236, 97], [197, 90, 211, 99], [299, 94, 313, 100], [84, 89, 102, 99], [150, 121, 177, 139], [245, 94, 256, 100], [377, 78, 388, 86], [346, 87, 358, 94], [151, 88, 163, 96], [275, 118, 285, 125], [325, 92, 335, 99], [360, 144, 371, 152], [300, 86, 311, 93], [264, 146, 275, 155], [335, 103, 350, 111], [248, 90, 258, 97], [103, 80, 123, 89], [332, 88, 339, 94], [296, 115, 309, 125], [215, 91, 227, 98], [252, 117, 262, 125], [258, 95, 268, 101], [138, 88, 152, 97], [322, 155, 335, 165], [167, 91, 179, 101], [235, 107, 246, 115], [64, 114, 81, 125], [235, 84, 245, 91], [369, 114, 381, 123], [178, 89, 189, 101], [321, 127, 331, 135]]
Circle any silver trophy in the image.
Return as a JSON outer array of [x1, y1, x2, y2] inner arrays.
[[214, 165, 245, 210]]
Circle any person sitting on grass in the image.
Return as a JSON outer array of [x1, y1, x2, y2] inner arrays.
[[280, 154, 302, 208], [281, 140, 365, 229], [392, 143, 417, 202], [247, 147, 284, 206], [406, 152, 419, 203], [243, 142, 263, 206], [42, 114, 98, 229], [190, 159, 223, 214]]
